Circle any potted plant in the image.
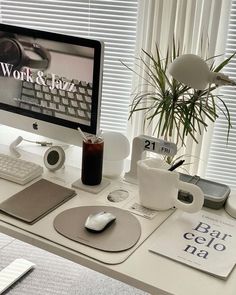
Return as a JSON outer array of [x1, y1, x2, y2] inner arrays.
[[125, 43, 235, 154]]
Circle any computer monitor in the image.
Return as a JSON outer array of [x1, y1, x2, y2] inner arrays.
[[0, 23, 104, 146]]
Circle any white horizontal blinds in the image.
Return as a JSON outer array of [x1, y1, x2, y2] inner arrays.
[[205, 1, 236, 188], [1, 0, 139, 133], [89, 1, 138, 132], [0, 1, 90, 34]]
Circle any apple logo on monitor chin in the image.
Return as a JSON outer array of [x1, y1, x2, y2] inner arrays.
[[33, 122, 38, 130]]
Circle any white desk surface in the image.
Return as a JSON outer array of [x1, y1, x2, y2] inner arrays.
[[0, 126, 236, 295]]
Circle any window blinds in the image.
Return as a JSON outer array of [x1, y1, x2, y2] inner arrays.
[[205, 0, 236, 189], [0, 0, 138, 133]]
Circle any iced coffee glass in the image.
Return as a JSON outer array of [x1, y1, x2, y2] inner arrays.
[[81, 136, 104, 185]]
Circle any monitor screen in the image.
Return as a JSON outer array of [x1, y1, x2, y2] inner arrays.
[[0, 23, 103, 146]]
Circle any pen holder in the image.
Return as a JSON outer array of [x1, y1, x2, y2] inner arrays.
[[137, 158, 204, 213], [81, 136, 104, 186]]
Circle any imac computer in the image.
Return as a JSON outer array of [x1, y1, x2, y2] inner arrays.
[[0, 23, 104, 146]]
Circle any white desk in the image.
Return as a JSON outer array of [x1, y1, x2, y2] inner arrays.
[[0, 127, 236, 295]]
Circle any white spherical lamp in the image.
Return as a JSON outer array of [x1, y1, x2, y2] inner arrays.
[[168, 54, 236, 90]]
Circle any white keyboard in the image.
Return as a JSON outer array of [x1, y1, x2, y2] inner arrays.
[[0, 154, 43, 185]]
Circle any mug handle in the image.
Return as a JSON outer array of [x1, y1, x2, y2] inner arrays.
[[173, 181, 204, 213]]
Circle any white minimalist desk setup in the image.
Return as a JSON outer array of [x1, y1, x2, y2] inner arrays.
[[0, 127, 235, 295], [0, 22, 236, 295]]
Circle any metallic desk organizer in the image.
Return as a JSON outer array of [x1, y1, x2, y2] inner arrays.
[[179, 173, 230, 209]]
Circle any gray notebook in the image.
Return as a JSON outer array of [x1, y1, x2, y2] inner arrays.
[[0, 179, 76, 224]]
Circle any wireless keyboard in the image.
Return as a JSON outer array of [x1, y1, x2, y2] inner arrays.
[[0, 154, 43, 185]]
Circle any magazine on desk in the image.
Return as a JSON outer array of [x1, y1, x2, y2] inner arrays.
[[149, 210, 236, 279]]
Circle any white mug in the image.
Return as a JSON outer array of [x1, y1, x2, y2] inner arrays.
[[137, 158, 204, 213]]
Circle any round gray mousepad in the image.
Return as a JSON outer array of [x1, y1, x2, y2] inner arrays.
[[53, 206, 141, 252]]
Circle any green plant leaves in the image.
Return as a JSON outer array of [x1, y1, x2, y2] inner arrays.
[[125, 42, 233, 146]]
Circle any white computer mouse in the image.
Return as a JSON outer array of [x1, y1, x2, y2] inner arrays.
[[85, 211, 116, 232]]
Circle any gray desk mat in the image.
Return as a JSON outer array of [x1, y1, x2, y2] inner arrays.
[[54, 206, 141, 252], [0, 181, 174, 264]]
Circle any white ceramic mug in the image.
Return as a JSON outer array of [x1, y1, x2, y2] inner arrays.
[[137, 158, 204, 213]]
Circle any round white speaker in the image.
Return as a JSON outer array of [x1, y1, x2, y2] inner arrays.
[[43, 146, 65, 171]]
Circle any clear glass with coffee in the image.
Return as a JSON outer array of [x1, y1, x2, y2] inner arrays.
[[81, 136, 104, 185]]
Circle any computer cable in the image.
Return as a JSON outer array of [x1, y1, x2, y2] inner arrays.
[[9, 136, 53, 158]]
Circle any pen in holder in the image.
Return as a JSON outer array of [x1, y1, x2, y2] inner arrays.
[[137, 158, 204, 213]]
